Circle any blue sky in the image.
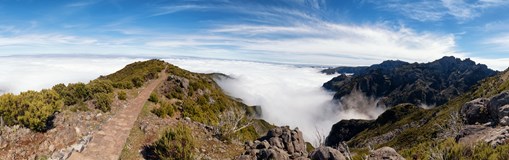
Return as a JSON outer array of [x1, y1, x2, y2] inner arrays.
[[1, 0, 509, 69]]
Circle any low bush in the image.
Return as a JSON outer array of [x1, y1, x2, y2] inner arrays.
[[152, 123, 195, 160], [102, 59, 165, 89], [0, 90, 63, 131], [87, 79, 114, 95], [401, 138, 509, 159], [152, 100, 175, 118], [53, 82, 91, 106], [118, 91, 127, 100], [149, 93, 159, 103], [93, 93, 112, 112]]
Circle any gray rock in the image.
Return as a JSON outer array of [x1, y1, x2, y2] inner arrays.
[[49, 144, 55, 152], [257, 148, 290, 160], [488, 92, 509, 121], [269, 137, 283, 149], [256, 140, 271, 149], [239, 126, 309, 159], [237, 155, 255, 160], [501, 116, 509, 126], [72, 143, 85, 153], [268, 127, 283, 137], [461, 98, 490, 124], [309, 146, 346, 160], [368, 147, 405, 160]]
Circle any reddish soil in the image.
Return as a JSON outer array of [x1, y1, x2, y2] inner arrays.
[[69, 71, 167, 160]]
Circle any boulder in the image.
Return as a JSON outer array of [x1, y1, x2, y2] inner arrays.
[[309, 146, 346, 160], [258, 148, 291, 160], [460, 98, 490, 125], [368, 147, 405, 160], [239, 126, 308, 159], [461, 91, 509, 126], [488, 92, 509, 121]]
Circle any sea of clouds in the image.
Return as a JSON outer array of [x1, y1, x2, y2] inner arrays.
[[0, 56, 385, 144], [0, 56, 145, 94], [166, 58, 385, 144]]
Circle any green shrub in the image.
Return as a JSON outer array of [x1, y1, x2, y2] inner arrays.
[[152, 100, 175, 118], [102, 59, 165, 89], [118, 91, 127, 100], [149, 93, 159, 103], [113, 81, 133, 89], [52, 82, 91, 106], [132, 77, 144, 88], [0, 93, 19, 126], [153, 123, 195, 160], [87, 79, 114, 94], [0, 90, 63, 131], [93, 93, 112, 112], [70, 101, 90, 112], [401, 138, 509, 159]]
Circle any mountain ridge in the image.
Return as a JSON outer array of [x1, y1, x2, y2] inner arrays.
[[323, 56, 497, 107]]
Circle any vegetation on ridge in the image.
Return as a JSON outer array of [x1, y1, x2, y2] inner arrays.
[[0, 59, 165, 132], [323, 56, 497, 107], [328, 66, 509, 159]]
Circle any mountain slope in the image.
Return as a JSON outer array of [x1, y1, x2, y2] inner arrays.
[[326, 66, 509, 159], [323, 56, 497, 107]]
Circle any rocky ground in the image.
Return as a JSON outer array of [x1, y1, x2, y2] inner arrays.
[[119, 100, 246, 160], [0, 87, 141, 159], [457, 90, 509, 147], [238, 126, 405, 160]]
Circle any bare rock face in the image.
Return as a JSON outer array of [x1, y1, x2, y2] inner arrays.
[[461, 91, 509, 126], [239, 126, 309, 159], [368, 147, 405, 160], [309, 146, 346, 160], [460, 98, 490, 125]]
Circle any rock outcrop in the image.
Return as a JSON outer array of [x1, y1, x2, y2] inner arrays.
[[239, 126, 309, 159], [309, 146, 346, 160], [461, 91, 509, 126], [324, 119, 373, 146], [323, 56, 496, 107], [325, 104, 423, 148], [460, 98, 491, 125], [368, 147, 405, 160]]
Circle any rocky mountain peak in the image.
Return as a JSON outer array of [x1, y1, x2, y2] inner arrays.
[[323, 56, 497, 107]]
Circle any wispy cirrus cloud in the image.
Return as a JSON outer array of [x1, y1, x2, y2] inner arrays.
[[374, 0, 509, 22], [151, 5, 211, 16], [148, 11, 459, 66], [483, 33, 509, 51], [65, 0, 100, 8], [0, 34, 97, 46], [1, 0, 507, 70]]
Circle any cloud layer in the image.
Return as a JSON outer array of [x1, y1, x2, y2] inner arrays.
[[0, 56, 391, 143], [166, 58, 385, 144], [0, 56, 144, 94]]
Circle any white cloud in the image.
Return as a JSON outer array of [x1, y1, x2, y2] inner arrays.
[[158, 21, 460, 65], [166, 58, 385, 145], [471, 57, 509, 71], [152, 5, 210, 16], [484, 33, 509, 47], [0, 56, 145, 94], [0, 34, 97, 46], [0, 56, 387, 144], [65, 0, 99, 8], [376, 0, 509, 22]]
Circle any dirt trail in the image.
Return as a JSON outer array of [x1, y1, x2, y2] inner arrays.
[[69, 71, 167, 160]]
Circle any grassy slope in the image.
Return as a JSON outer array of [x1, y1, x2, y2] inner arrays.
[[120, 63, 274, 159], [347, 69, 509, 159]]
